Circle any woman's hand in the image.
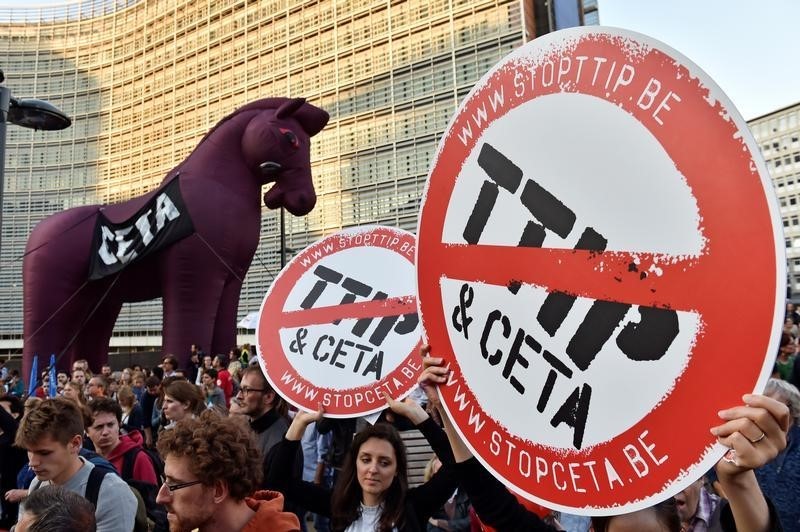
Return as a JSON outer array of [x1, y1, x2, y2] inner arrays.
[[712, 393, 790, 475], [286, 404, 324, 441], [382, 391, 428, 425], [711, 394, 789, 532], [418, 344, 449, 411]]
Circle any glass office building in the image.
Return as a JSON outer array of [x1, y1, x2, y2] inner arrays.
[[0, 0, 597, 355], [749, 102, 800, 297]]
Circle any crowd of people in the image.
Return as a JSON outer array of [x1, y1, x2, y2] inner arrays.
[[0, 326, 797, 532]]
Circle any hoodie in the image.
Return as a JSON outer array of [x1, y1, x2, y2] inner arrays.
[[242, 490, 300, 531], [106, 431, 158, 485]]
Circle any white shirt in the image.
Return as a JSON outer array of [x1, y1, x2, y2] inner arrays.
[[345, 503, 398, 532]]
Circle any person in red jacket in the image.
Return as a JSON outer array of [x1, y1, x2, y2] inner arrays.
[[86, 397, 158, 485], [213, 353, 233, 407]]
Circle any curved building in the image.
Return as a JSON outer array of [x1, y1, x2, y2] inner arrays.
[[0, 0, 596, 357]]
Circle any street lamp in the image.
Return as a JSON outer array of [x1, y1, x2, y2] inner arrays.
[[0, 69, 71, 252]]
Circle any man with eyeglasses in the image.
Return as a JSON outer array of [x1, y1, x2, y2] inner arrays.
[[161, 355, 178, 378], [155, 409, 299, 531], [86, 375, 108, 399], [236, 365, 289, 462]]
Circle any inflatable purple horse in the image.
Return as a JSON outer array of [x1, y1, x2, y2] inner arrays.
[[23, 98, 328, 377]]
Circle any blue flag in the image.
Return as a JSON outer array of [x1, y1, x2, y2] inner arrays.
[[48, 354, 57, 398], [27, 355, 38, 397]]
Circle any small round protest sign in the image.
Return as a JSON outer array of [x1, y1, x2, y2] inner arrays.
[[416, 27, 784, 514], [258, 226, 421, 417]]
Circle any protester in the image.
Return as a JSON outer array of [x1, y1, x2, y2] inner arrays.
[[131, 371, 146, 403], [187, 345, 201, 384], [141, 375, 160, 447], [60, 381, 86, 408], [72, 359, 90, 375], [161, 355, 178, 378], [86, 375, 108, 399], [0, 395, 27, 528], [201, 368, 227, 412], [6, 370, 25, 397], [32, 373, 49, 399], [788, 302, 800, 326], [237, 365, 289, 461], [269, 392, 459, 531], [316, 417, 357, 485], [86, 398, 158, 485], [228, 360, 243, 397], [195, 354, 214, 386], [423, 455, 471, 532], [14, 484, 97, 532], [300, 421, 333, 532], [118, 385, 145, 433], [71, 368, 87, 387], [56, 372, 69, 394], [155, 409, 300, 531], [162, 379, 204, 429], [777, 333, 797, 381], [213, 354, 233, 407], [14, 398, 137, 532]]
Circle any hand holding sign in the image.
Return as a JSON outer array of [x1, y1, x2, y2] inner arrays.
[[713, 394, 790, 472]]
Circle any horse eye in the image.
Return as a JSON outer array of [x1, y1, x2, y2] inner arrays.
[[279, 128, 299, 149]]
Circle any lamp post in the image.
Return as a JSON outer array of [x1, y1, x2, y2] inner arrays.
[[280, 207, 286, 268], [0, 69, 71, 253]]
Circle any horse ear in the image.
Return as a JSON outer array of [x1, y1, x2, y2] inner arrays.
[[274, 97, 330, 137], [275, 98, 306, 119]]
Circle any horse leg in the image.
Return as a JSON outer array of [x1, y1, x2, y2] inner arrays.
[[160, 245, 228, 368], [23, 207, 98, 378], [210, 275, 243, 359], [70, 294, 123, 374]]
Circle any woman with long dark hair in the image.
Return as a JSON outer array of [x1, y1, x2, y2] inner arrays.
[[269, 396, 458, 531]]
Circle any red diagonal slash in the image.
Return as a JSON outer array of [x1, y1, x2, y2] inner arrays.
[[424, 244, 737, 313], [280, 296, 418, 329]]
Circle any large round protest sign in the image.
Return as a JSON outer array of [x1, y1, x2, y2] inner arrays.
[[416, 27, 784, 514], [258, 226, 421, 417]]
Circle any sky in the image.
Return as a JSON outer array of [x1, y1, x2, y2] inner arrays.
[[598, 0, 800, 120]]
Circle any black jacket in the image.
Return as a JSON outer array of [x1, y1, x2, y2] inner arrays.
[[267, 418, 458, 532]]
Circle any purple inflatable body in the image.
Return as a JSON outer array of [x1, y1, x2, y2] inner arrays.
[[22, 97, 328, 377]]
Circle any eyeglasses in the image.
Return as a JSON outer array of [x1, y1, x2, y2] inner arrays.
[[162, 479, 203, 494], [238, 386, 266, 395]]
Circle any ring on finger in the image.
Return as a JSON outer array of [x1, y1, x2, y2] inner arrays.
[[749, 432, 766, 444]]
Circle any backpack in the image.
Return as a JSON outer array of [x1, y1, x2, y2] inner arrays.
[[79, 447, 118, 475], [122, 445, 165, 485], [31, 467, 152, 532], [121, 447, 169, 532]]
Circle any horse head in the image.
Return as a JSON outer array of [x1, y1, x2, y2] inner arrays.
[[238, 98, 329, 216]]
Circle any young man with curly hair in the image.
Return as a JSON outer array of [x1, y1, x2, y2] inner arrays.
[[155, 409, 299, 531]]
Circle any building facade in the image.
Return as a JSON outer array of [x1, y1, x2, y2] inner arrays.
[[748, 102, 800, 297], [0, 0, 596, 356]]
